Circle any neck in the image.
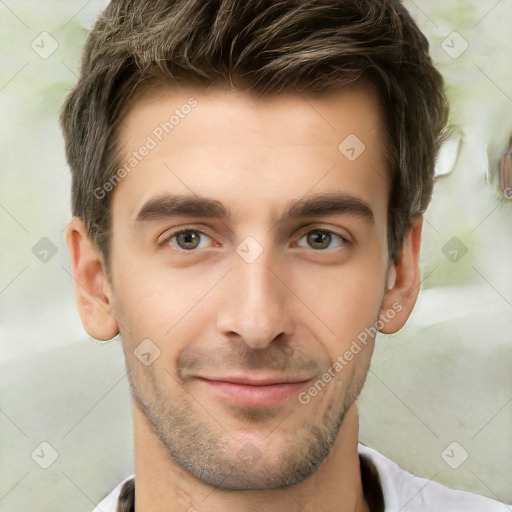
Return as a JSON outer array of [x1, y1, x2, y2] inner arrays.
[[133, 402, 368, 512]]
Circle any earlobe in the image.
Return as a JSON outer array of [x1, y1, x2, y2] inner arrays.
[[379, 217, 423, 334], [66, 217, 119, 341]]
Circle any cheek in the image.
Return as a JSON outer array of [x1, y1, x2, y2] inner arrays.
[[291, 260, 385, 346], [109, 255, 218, 348]]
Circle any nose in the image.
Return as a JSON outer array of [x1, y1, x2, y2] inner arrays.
[[216, 247, 294, 350]]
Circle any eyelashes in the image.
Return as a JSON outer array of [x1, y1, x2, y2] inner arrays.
[[164, 229, 213, 251], [160, 227, 350, 253], [296, 229, 348, 250]]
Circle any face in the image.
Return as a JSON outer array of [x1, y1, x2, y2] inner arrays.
[[107, 84, 393, 489]]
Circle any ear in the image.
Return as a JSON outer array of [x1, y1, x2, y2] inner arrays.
[[379, 217, 423, 334], [65, 217, 119, 341]]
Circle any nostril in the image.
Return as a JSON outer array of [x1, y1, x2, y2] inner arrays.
[[499, 139, 512, 200]]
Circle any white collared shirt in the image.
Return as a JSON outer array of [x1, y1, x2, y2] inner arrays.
[[92, 444, 511, 511]]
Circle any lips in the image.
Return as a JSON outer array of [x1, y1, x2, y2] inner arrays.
[[200, 374, 311, 386], [196, 374, 312, 407]]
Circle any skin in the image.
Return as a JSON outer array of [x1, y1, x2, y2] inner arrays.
[[67, 83, 422, 512]]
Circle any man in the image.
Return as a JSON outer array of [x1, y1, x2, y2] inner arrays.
[[60, 1, 509, 511]]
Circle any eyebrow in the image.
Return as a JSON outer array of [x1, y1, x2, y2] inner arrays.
[[134, 192, 374, 225], [284, 192, 374, 224], [135, 195, 229, 221]]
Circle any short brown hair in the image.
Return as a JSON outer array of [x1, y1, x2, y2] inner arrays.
[[60, 0, 449, 265]]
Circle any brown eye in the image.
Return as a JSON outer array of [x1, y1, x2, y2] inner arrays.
[[298, 230, 345, 250], [307, 231, 331, 249], [170, 230, 209, 250]]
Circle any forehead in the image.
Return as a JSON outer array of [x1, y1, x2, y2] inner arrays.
[[112, 83, 390, 225]]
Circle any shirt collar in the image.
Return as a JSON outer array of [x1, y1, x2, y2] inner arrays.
[[115, 444, 388, 512]]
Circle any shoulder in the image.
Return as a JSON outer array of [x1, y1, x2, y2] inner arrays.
[[358, 444, 511, 512], [92, 475, 134, 512]]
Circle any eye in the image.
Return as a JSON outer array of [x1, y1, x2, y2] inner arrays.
[[167, 229, 212, 251], [297, 229, 347, 250]]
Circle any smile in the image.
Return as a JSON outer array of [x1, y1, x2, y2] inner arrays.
[[196, 375, 313, 407]]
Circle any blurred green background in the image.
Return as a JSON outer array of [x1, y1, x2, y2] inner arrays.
[[0, 1, 511, 510]]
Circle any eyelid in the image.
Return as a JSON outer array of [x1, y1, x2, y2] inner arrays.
[[156, 223, 352, 251], [296, 232, 346, 250], [157, 225, 215, 246], [294, 224, 352, 244]]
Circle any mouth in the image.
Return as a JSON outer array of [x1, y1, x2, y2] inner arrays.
[[195, 374, 313, 407]]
